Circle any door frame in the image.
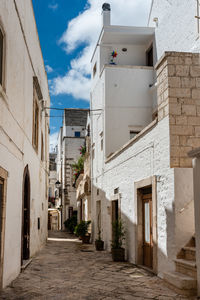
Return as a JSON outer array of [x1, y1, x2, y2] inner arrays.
[[21, 165, 31, 265], [134, 176, 157, 273], [0, 166, 8, 289]]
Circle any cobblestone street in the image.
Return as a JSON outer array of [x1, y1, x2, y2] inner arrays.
[[0, 231, 196, 300]]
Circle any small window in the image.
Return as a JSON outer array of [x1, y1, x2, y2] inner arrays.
[[74, 131, 80, 137], [130, 131, 139, 139], [32, 88, 39, 151], [114, 188, 119, 194], [0, 28, 4, 86], [146, 45, 153, 67], [93, 63, 97, 78]]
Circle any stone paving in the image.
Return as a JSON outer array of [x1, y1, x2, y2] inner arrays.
[[0, 231, 196, 300]]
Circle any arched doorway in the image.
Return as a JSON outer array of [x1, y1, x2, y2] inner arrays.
[[21, 166, 30, 265]]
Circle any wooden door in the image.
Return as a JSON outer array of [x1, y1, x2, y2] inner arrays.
[[0, 178, 3, 255], [0, 178, 3, 286], [142, 193, 153, 268], [22, 167, 30, 264]]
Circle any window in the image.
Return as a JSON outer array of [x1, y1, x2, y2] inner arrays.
[[93, 63, 97, 78], [101, 139, 103, 151], [146, 44, 153, 67], [130, 131, 140, 139], [74, 131, 80, 137], [41, 132, 44, 161], [32, 88, 39, 151], [0, 28, 4, 87]]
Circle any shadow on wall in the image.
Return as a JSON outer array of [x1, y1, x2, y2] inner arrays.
[[90, 182, 194, 276]]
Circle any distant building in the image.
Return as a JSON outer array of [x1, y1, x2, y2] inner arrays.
[[49, 153, 57, 208], [0, 0, 50, 288], [76, 116, 91, 224], [57, 109, 89, 228]]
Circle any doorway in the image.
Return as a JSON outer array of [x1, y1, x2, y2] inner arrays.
[[135, 176, 157, 273], [111, 200, 119, 240], [21, 166, 30, 265], [142, 188, 153, 268]]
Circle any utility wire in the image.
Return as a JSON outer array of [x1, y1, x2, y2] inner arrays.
[[45, 107, 102, 111]]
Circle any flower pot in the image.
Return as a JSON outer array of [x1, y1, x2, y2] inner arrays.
[[81, 235, 90, 244], [95, 240, 104, 251], [111, 248, 125, 262]]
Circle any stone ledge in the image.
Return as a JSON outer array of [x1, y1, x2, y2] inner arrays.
[[105, 118, 158, 163], [155, 51, 200, 71]]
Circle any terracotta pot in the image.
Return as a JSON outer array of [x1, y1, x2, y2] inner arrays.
[[111, 248, 125, 262], [95, 240, 104, 251], [81, 235, 90, 244]]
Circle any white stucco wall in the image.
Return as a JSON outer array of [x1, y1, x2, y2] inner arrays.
[[91, 116, 177, 275], [0, 0, 49, 287], [100, 44, 147, 71], [104, 65, 154, 156], [149, 0, 200, 60]]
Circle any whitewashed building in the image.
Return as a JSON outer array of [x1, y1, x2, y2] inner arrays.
[[90, 2, 200, 296], [0, 0, 50, 289], [76, 116, 91, 224], [57, 109, 89, 228]]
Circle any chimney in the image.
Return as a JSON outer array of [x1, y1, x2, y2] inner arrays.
[[102, 3, 111, 26]]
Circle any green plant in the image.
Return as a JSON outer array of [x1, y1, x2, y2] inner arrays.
[[74, 220, 91, 237], [80, 145, 86, 156], [72, 156, 85, 185], [64, 215, 77, 233], [111, 219, 125, 249]]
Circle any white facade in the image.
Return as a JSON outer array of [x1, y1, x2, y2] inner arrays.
[[57, 109, 89, 227], [90, 2, 196, 287], [0, 0, 50, 288], [148, 0, 200, 59]]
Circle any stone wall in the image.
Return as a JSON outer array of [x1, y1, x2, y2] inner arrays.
[[156, 52, 200, 168]]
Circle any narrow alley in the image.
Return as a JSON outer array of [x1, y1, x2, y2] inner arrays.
[[0, 231, 194, 300]]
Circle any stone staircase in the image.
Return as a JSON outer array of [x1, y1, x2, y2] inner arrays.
[[163, 236, 197, 296]]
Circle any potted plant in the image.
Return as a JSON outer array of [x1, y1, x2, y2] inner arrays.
[[111, 219, 125, 261], [74, 220, 91, 244], [95, 212, 104, 251], [64, 215, 77, 234]]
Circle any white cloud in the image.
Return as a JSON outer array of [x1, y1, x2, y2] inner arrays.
[[51, 69, 91, 101], [48, 3, 58, 11], [51, 0, 152, 101], [50, 131, 58, 153], [46, 65, 53, 73]]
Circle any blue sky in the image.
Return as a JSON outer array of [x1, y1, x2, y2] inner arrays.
[[32, 0, 152, 151], [32, 0, 89, 137]]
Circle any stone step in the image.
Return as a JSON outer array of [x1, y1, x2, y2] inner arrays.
[[175, 258, 197, 278], [163, 271, 197, 296], [182, 246, 196, 261]]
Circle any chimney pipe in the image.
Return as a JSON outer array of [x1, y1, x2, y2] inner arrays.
[[102, 3, 111, 26]]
